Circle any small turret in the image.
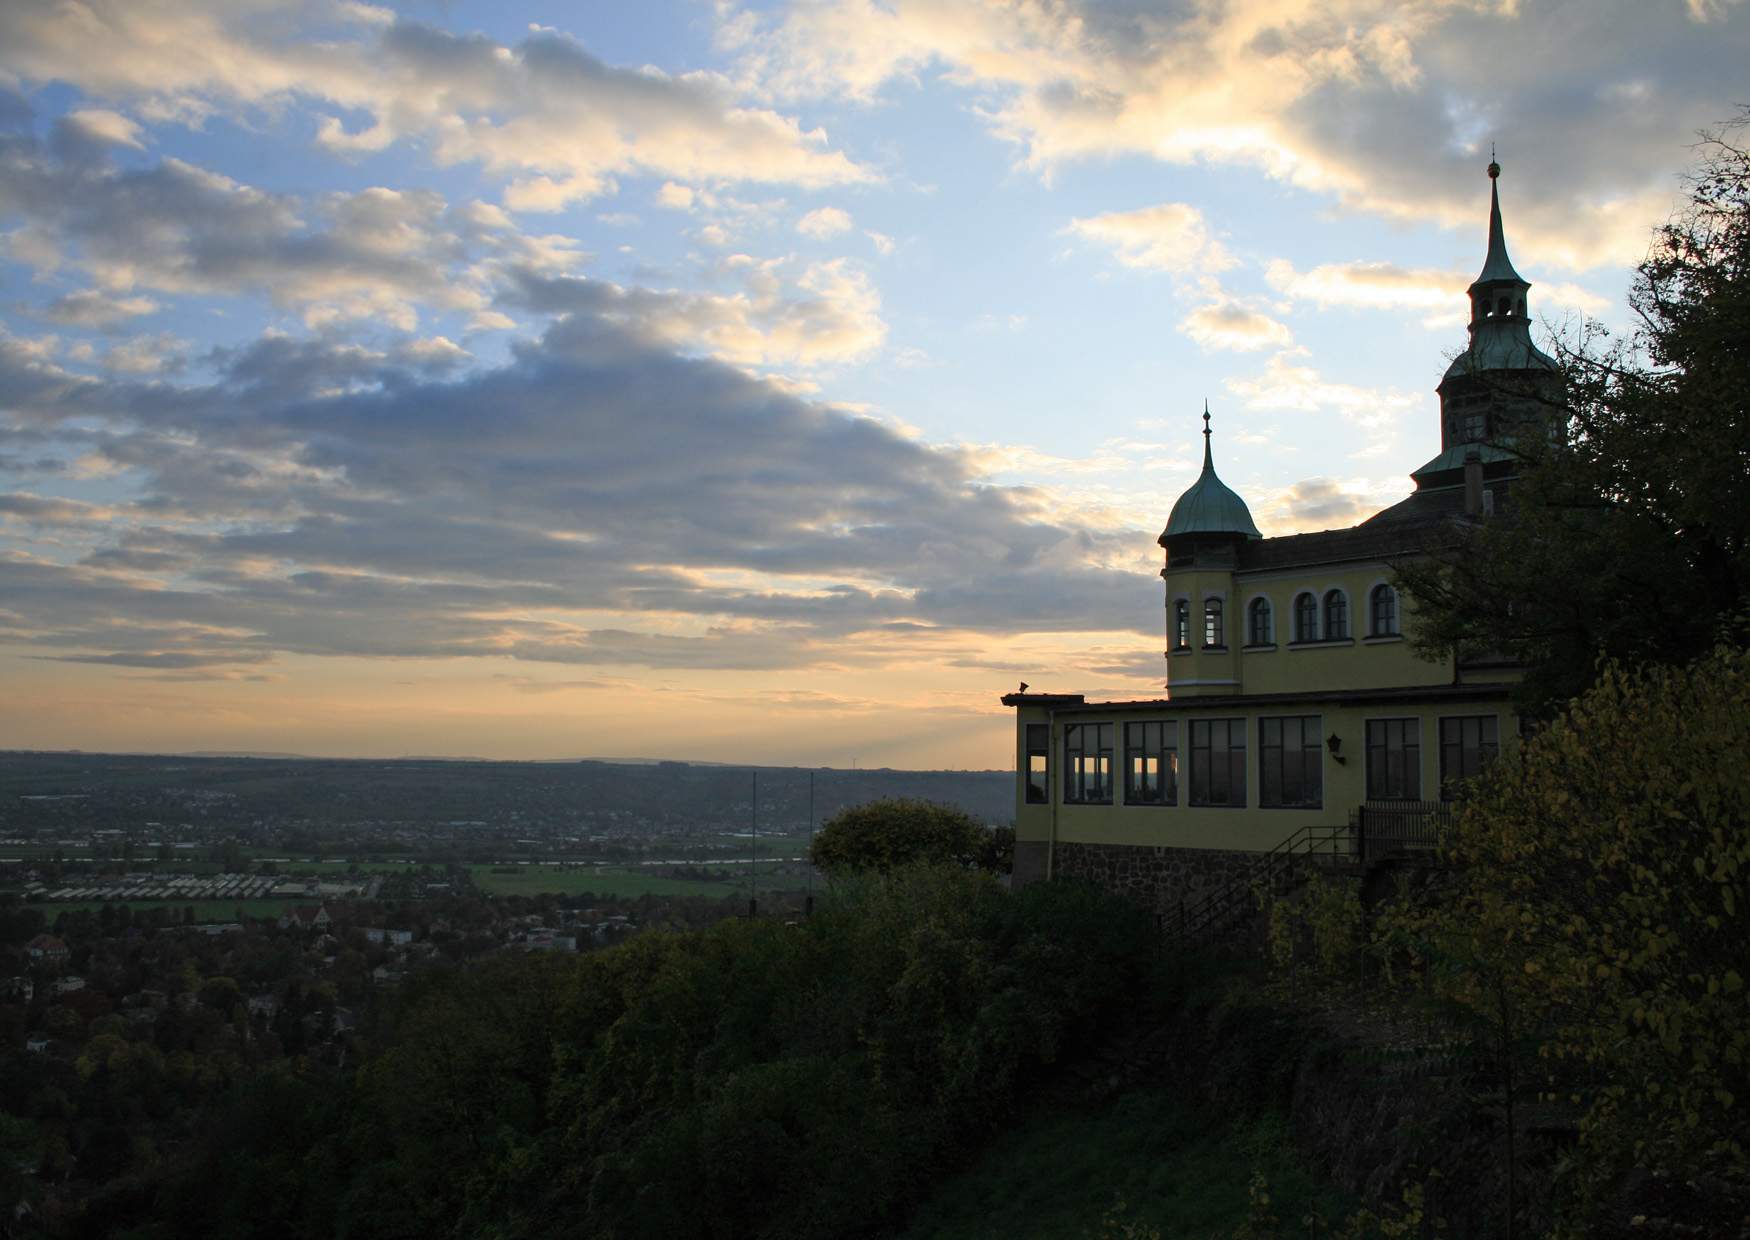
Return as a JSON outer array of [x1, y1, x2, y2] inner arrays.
[[1159, 406, 1255, 695]]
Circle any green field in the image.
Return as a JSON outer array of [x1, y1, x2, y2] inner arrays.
[[468, 864, 750, 900], [273, 860, 422, 875]]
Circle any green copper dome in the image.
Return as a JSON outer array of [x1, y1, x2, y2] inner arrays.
[[1160, 410, 1262, 542]]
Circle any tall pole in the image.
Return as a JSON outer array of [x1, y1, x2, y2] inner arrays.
[[807, 769, 816, 894], [750, 768, 758, 912]]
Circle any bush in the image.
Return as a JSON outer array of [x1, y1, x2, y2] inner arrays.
[[808, 797, 1008, 875], [1379, 646, 1750, 1224]]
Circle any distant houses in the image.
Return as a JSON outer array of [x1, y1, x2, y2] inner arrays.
[[26, 934, 69, 963], [278, 904, 331, 931]]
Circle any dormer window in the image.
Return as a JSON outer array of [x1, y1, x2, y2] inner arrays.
[[1293, 592, 1318, 642]]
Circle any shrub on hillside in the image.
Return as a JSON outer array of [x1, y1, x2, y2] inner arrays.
[[1379, 646, 1750, 1225], [808, 797, 1009, 875]]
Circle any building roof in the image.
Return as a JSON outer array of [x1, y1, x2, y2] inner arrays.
[[1160, 408, 1262, 542], [1004, 682, 1514, 714], [1228, 488, 1469, 573]]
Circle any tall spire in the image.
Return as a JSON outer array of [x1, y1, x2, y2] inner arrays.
[[1201, 399, 1213, 470], [1475, 153, 1524, 285]]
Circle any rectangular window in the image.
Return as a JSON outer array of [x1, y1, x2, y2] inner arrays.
[[1365, 719, 1421, 800], [1024, 723, 1049, 804], [1189, 719, 1247, 807], [1260, 716, 1322, 808], [1439, 716, 1499, 799], [1063, 723, 1114, 804], [1123, 721, 1178, 806]]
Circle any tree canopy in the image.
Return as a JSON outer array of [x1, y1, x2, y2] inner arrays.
[[1398, 116, 1750, 715], [807, 797, 1011, 876]]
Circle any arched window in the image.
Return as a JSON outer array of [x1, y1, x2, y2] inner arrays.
[[1203, 597, 1224, 648], [1247, 597, 1272, 646], [1323, 589, 1349, 640], [1496, 296, 1509, 316], [1370, 585, 1399, 636], [1293, 592, 1318, 642], [1516, 298, 1526, 316], [1172, 598, 1190, 650]]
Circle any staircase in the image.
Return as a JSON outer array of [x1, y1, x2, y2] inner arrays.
[[1164, 801, 1454, 947], [1164, 822, 1356, 945]]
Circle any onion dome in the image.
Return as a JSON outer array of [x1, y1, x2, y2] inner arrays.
[[1159, 406, 1262, 542]]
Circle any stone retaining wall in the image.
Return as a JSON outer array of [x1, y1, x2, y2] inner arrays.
[[1050, 841, 1260, 916]]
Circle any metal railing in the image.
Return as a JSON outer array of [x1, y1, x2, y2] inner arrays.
[[1164, 800, 1457, 946], [1352, 799, 1453, 863], [1167, 822, 1354, 945]]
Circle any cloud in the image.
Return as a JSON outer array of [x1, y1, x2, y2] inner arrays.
[[1265, 259, 1462, 312], [656, 181, 696, 209], [501, 256, 888, 368], [0, 304, 1157, 676], [1180, 303, 1293, 352], [1252, 475, 1413, 535], [1226, 348, 1420, 432], [0, 135, 584, 332], [797, 205, 853, 238], [1066, 203, 1233, 275], [37, 289, 160, 327], [59, 108, 145, 151], [0, 5, 873, 210], [726, 0, 1743, 269], [91, 332, 187, 375]]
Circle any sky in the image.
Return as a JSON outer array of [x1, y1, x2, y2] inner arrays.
[[1, 1, 1746, 769]]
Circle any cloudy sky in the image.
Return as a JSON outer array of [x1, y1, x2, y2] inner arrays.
[[1, 1, 1743, 767]]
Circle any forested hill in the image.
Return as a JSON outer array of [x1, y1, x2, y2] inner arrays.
[[0, 751, 1015, 832]]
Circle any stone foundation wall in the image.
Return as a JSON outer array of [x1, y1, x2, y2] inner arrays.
[[1012, 841, 1050, 888], [1051, 841, 1259, 916]]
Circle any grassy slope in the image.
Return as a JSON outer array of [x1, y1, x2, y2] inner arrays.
[[893, 1088, 1352, 1240]]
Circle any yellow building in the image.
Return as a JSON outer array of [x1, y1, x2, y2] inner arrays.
[[1001, 161, 1551, 913]]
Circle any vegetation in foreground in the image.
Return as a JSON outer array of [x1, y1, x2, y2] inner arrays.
[[1255, 646, 1750, 1237], [62, 867, 1155, 1239]]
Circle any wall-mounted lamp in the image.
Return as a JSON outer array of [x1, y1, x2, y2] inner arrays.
[[1326, 732, 1347, 765]]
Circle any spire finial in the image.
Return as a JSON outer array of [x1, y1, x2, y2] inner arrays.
[[1201, 400, 1213, 470], [1474, 149, 1522, 286]]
